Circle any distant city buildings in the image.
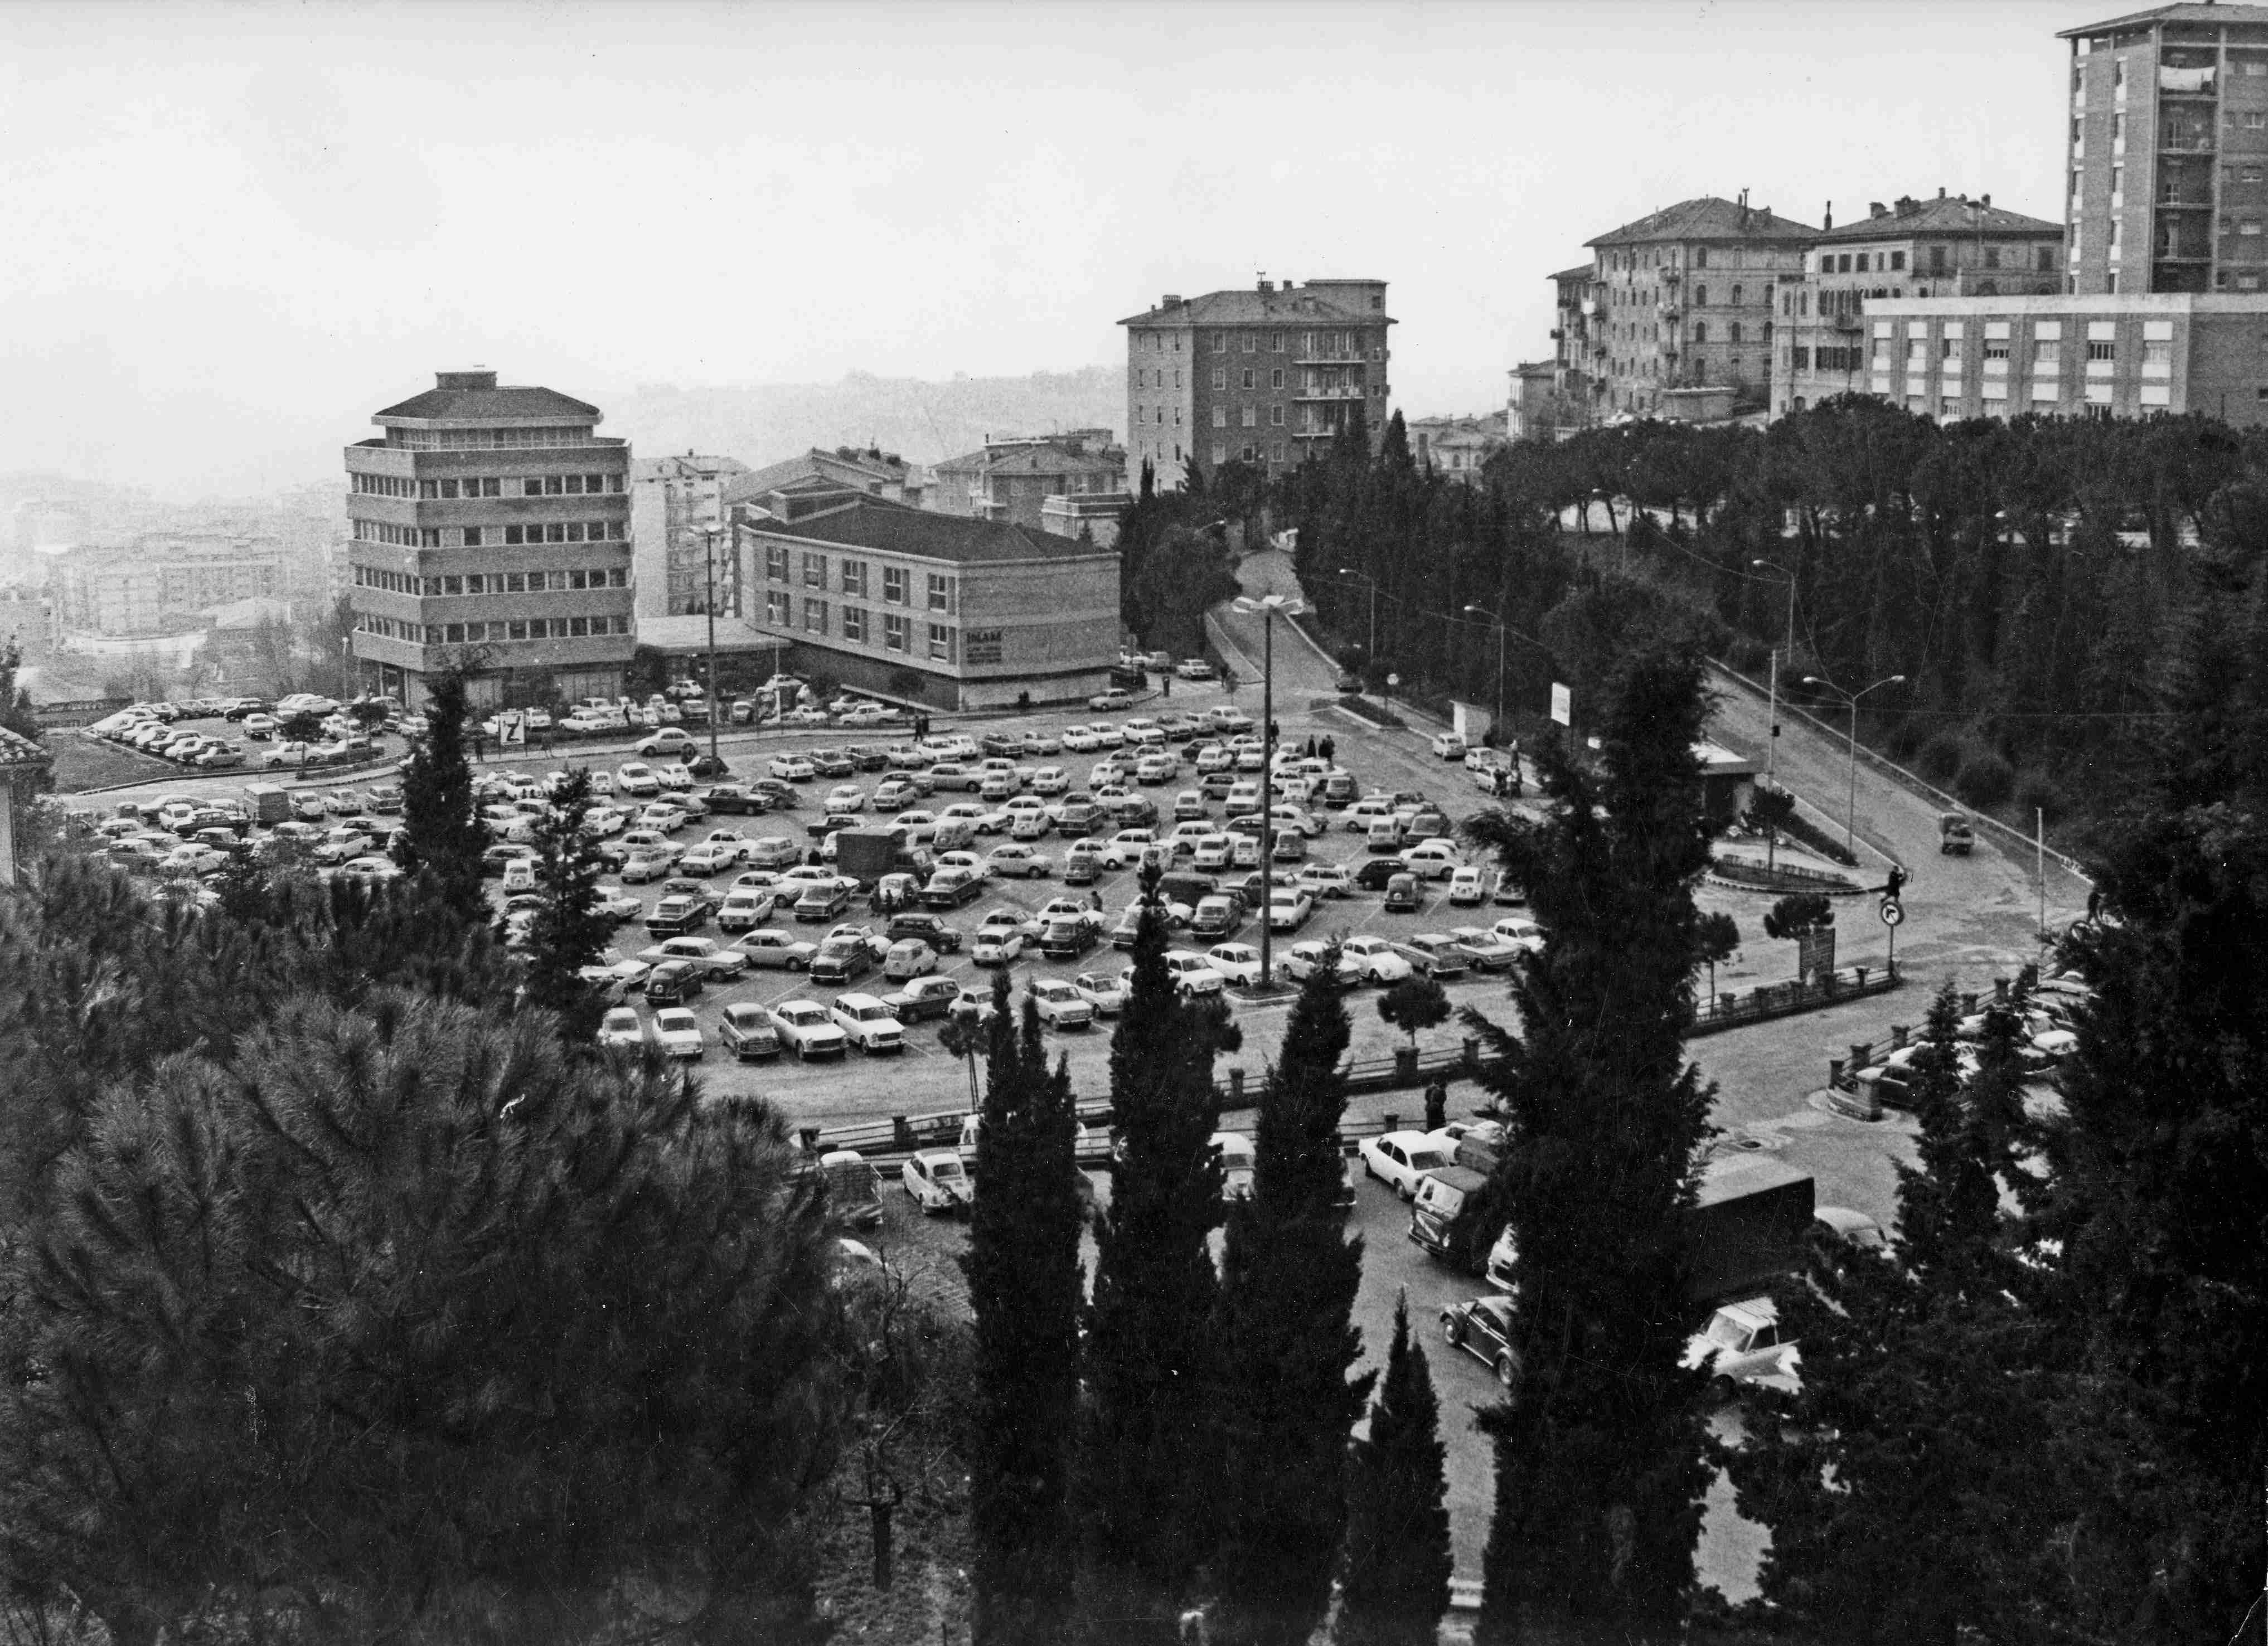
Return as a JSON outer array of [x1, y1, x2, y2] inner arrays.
[[629, 453, 750, 620], [1408, 412, 1508, 477], [926, 431, 1127, 541], [345, 370, 636, 711], [1121, 278, 1394, 488]]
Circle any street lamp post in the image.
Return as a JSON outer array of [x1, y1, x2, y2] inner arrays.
[[1803, 673, 1906, 857], [1462, 603, 1506, 743], [1232, 591, 1305, 989], [1752, 557, 1799, 871], [1336, 568, 1378, 679], [701, 524, 728, 767]]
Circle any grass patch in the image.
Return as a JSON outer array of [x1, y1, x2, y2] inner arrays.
[[47, 732, 179, 795], [1322, 695, 1406, 729]]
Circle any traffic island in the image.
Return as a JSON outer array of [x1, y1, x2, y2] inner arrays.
[[1705, 851, 1863, 896]]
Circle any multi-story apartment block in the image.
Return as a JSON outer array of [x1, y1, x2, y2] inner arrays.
[[1548, 265, 1600, 417], [1859, 293, 2268, 426], [2064, 3, 2268, 296], [729, 446, 925, 516], [47, 532, 288, 639], [1584, 196, 1815, 416], [345, 370, 635, 711], [927, 433, 1126, 535], [1775, 193, 2065, 413], [629, 453, 750, 620], [735, 491, 1118, 711], [1120, 278, 1393, 488]]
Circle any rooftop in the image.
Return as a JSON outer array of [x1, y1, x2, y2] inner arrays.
[[0, 724, 49, 770], [374, 370, 600, 426], [933, 444, 1125, 478], [1819, 195, 2062, 242], [1120, 279, 1394, 328], [1550, 263, 1597, 283], [2059, 3, 2268, 37], [743, 497, 1112, 565], [1587, 196, 1818, 248], [725, 447, 916, 508]]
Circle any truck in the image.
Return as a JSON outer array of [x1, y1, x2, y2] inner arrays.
[[1938, 810, 1975, 855], [244, 783, 292, 827], [835, 826, 927, 890]]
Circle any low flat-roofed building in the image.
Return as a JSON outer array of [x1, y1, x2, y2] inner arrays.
[[1857, 292, 2268, 424], [734, 494, 1118, 711]]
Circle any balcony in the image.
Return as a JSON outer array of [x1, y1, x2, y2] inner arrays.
[[1294, 385, 1369, 401], [2159, 127, 2217, 153], [2159, 65, 2217, 95], [1294, 351, 1369, 366], [1832, 310, 1864, 332]]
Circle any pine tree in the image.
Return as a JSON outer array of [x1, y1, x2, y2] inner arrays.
[[521, 766, 610, 1041], [392, 669, 486, 916], [1339, 1295, 1453, 1646], [1208, 946, 1372, 1646], [1462, 649, 1721, 1644], [1080, 866, 1234, 1642], [966, 972, 1084, 1646], [0, 988, 844, 1645]]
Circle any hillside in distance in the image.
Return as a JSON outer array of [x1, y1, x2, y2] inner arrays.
[[609, 364, 1123, 469]]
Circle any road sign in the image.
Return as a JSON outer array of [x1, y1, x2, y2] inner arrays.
[[1878, 898, 1905, 927], [1550, 682, 1572, 726], [498, 710, 525, 747]]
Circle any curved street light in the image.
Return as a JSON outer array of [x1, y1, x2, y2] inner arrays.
[[1462, 603, 1506, 742], [1232, 593, 1306, 989], [1335, 567, 1378, 667], [1804, 673, 1906, 857]]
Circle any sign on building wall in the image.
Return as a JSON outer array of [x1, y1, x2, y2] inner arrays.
[[963, 628, 1005, 666], [1550, 682, 1572, 726]]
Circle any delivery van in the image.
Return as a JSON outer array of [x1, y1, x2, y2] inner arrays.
[[1408, 1166, 1490, 1265]]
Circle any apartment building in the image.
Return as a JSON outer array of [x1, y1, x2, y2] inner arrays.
[[345, 370, 635, 711], [1859, 293, 2268, 426], [1411, 413, 1509, 475], [1120, 277, 1393, 488], [729, 446, 924, 516], [1775, 194, 2065, 413], [927, 433, 1127, 535], [629, 453, 750, 620], [1584, 196, 1815, 417], [1549, 265, 1599, 417], [736, 492, 1118, 711], [2064, 3, 2268, 296], [47, 532, 288, 639]]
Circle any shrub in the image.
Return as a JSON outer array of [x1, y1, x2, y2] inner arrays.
[[1726, 637, 1772, 677], [2013, 769, 2065, 824], [1954, 750, 2016, 809], [1917, 732, 1965, 784], [1885, 717, 1925, 763]]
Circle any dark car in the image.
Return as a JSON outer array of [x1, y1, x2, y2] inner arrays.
[[750, 778, 801, 809], [1383, 873, 1423, 914], [793, 878, 856, 922], [980, 732, 1024, 758], [808, 937, 876, 985], [701, 784, 767, 815], [808, 747, 855, 779], [1354, 856, 1409, 892], [1441, 1294, 1520, 1387], [1334, 673, 1363, 694], [643, 959, 706, 1004], [686, 753, 731, 779], [885, 911, 963, 953], [846, 744, 890, 773], [806, 809, 862, 839]]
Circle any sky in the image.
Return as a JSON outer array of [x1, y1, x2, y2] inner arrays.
[[0, 0, 2092, 493]]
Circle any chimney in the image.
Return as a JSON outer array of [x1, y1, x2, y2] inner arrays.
[[1981, 192, 1992, 209], [1161, 293, 1181, 308], [1257, 271, 1273, 293], [1939, 185, 1947, 198], [1824, 200, 1833, 231], [1870, 201, 1888, 219], [435, 369, 497, 391]]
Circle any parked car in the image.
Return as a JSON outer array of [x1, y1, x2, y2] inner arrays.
[[1340, 934, 1415, 984], [1359, 1129, 1456, 1199], [1029, 978, 1096, 1030], [1683, 1297, 1801, 1399], [1283, 940, 1364, 988], [1393, 933, 1471, 980], [720, 1003, 783, 1060], [903, 1149, 974, 1216], [1071, 970, 1131, 1014], [735, 929, 818, 970], [769, 999, 850, 1061], [1383, 873, 1424, 914], [1203, 943, 1264, 987], [1440, 1293, 1521, 1388], [884, 974, 966, 1023], [830, 993, 907, 1054]]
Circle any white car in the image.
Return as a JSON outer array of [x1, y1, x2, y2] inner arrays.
[[823, 784, 868, 813], [1448, 927, 1521, 972], [829, 993, 908, 1055], [1403, 839, 1462, 880], [1296, 862, 1355, 900], [1283, 940, 1364, 988], [1447, 865, 1487, 906], [1204, 943, 1264, 987], [1683, 1297, 1801, 1397], [769, 999, 850, 1060], [1212, 1130, 1256, 1201], [903, 1149, 975, 1216], [678, 842, 740, 876], [615, 763, 662, 798], [654, 764, 695, 792], [1031, 764, 1072, 793], [650, 1007, 705, 1060], [1358, 1129, 1456, 1200], [1429, 731, 1467, 761], [635, 936, 749, 979], [940, 800, 1009, 836], [1161, 951, 1225, 996], [1099, 829, 1158, 868], [1072, 970, 1131, 1014], [769, 754, 816, 781], [1340, 935, 1414, 984], [1029, 979, 1096, 1030], [597, 1007, 644, 1050], [1492, 916, 1546, 953], [972, 923, 1025, 965], [1089, 688, 1135, 712], [987, 843, 1051, 879], [1059, 725, 1102, 752], [1267, 890, 1315, 932]]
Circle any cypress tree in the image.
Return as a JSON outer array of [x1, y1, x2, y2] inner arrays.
[[1208, 945, 1372, 1646], [1080, 866, 1234, 1642], [966, 972, 1083, 1646], [1339, 1294, 1453, 1646], [392, 669, 486, 916], [521, 766, 610, 1041], [1462, 647, 1719, 1645]]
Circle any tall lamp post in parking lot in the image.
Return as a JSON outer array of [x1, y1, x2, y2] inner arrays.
[[1462, 603, 1506, 744], [1232, 591, 1305, 989], [700, 524, 730, 768], [1336, 567, 1378, 682], [1803, 672, 1906, 857]]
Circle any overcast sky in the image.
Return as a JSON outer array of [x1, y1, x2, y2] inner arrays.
[[1, 0, 2087, 492]]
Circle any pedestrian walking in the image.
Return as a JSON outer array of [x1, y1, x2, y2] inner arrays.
[[1423, 1079, 1448, 1134], [1319, 735, 1334, 764]]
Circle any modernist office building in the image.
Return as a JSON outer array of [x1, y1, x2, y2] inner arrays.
[[345, 371, 636, 710]]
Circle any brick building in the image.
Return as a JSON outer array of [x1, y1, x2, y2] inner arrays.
[[2063, 3, 2268, 296], [1775, 193, 2064, 413], [735, 492, 1117, 710], [1583, 196, 1815, 416], [629, 453, 750, 619], [345, 370, 635, 711], [1549, 264, 1600, 421], [1120, 277, 1394, 488]]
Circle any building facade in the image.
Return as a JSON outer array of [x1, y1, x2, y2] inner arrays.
[[629, 453, 750, 620], [735, 494, 1118, 711], [345, 370, 635, 711], [925, 433, 1126, 534], [2064, 3, 2268, 297], [1858, 292, 2268, 425], [1411, 412, 1510, 474], [1548, 264, 1600, 420], [1775, 194, 2065, 413], [1584, 196, 1815, 416], [1120, 277, 1394, 488]]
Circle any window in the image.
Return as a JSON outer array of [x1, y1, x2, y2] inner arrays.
[[1213, 334, 1227, 353], [802, 552, 826, 587], [1240, 405, 1257, 428], [1213, 367, 1227, 390], [1732, 282, 1745, 302], [884, 613, 909, 652], [1694, 246, 1708, 268], [1692, 321, 1708, 343], [1242, 333, 1257, 353], [841, 560, 867, 596], [1984, 245, 2002, 270], [1211, 443, 1228, 466], [884, 566, 908, 604], [1271, 332, 1283, 352], [1930, 245, 1947, 271], [2034, 341, 2061, 370], [1694, 283, 1708, 305], [2038, 246, 2056, 271], [842, 606, 867, 643], [1891, 250, 1906, 270], [1907, 335, 1927, 364], [1212, 406, 1227, 429], [2245, 220, 2266, 236], [927, 572, 953, 614], [1270, 404, 1285, 426], [803, 598, 827, 634], [2088, 339, 2116, 361], [1984, 336, 2011, 360], [765, 589, 788, 625], [928, 623, 953, 661], [1241, 368, 1256, 389], [1271, 367, 1285, 388], [461, 527, 483, 548], [2143, 339, 2173, 368]]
